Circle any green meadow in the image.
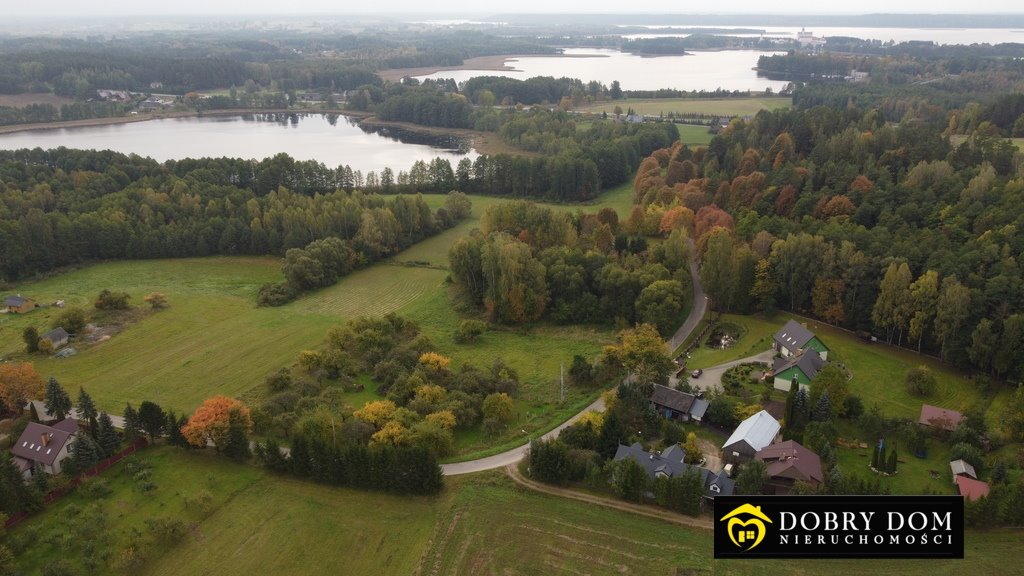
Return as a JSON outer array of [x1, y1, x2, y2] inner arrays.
[[577, 96, 791, 117]]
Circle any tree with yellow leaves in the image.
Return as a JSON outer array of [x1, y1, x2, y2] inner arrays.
[[353, 400, 397, 428], [0, 362, 44, 413], [371, 421, 411, 447], [425, 410, 457, 431]]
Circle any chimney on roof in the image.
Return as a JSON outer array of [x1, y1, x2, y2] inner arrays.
[[41, 433, 49, 447]]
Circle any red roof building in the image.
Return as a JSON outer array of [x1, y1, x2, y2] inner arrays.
[[755, 440, 824, 494], [918, 404, 965, 432], [955, 475, 990, 501]]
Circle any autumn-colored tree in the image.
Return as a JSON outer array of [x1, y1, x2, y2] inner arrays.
[[817, 195, 856, 219], [849, 175, 874, 195], [144, 292, 168, 309], [658, 206, 695, 235], [774, 184, 797, 216], [482, 392, 515, 425], [812, 277, 846, 324], [418, 352, 451, 371], [425, 410, 457, 431], [694, 204, 734, 240], [353, 400, 398, 428], [370, 420, 411, 447], [908, 270, 940, 352], [601, 324, 674, 394], [0, 363, 44, 413], [683, 432, 702, 464], [181, 396, 252, 451], [872, 262, 914, 345]]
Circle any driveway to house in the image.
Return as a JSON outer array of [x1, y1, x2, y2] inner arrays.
[[681, 350, 775, 394], [697, 438, 723, 474], [666, 239, 706, 354]]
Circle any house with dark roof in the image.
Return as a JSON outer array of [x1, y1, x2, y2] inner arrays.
[[40, 327, 69, 349], [756, 440, 824, 494], [10, 419, 79, 476], [649, 384, 709, 423], [771, 350, 826, 392], [918, 404, 965, 432], [955, 475, 990, 502], [3, 294, 37, 314], [613, 442, 734, 501], [722, 410, 781, 464], [773, 319, 829, 360]]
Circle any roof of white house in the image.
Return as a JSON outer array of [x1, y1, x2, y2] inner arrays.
[[723, 410, 781, 452]]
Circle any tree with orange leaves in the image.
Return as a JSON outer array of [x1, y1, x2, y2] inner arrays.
[[181, 396, 252, 451], [658, 205, 695, 235], [694, 204, 734, 239], [0, 362, 44, 415]]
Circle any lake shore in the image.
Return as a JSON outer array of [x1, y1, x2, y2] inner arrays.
[[376, 52, 609, 82], [0, 108, 373, 136], [358, 116, 534, 157]]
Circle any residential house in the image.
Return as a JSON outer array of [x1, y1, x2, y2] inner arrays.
[[771, 350, 826, 392], [613, 442, 735, 501], [755, 440, 824, 494], [722, 410, 781, 464], [918, 404, 965, 432], [773, 320, 830, 360], [949, 459, 977, 481], [40, 327, 70, 349], [649, 384, 709, 423], [3, 295, 37, 314], [955, 475, 990, 501], [10, 419, 79, 477], [624, 114, 644, 124]]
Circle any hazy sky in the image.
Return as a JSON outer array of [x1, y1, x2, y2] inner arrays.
[[6, 0, 1024, 16]]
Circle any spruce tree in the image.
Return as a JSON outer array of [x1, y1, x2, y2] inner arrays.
[[164, 410, 187, 447], [76, 388, 97, 422], [138, 401, 165, 442], [123, 403, 141, 442], [29, 402, 40, 423], [784, 377, 798, 431], [31, 463, 48, 493], [887, 446, 898, 474], [223, 408, 251, 460], [813, 390, 832, 422], [871, 444, 880, 470], [44, 377, 72, 421], [96, 412, 121, 457], [67, 435, 99, 475]]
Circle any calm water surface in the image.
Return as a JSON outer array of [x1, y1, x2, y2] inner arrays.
[[415, 48, 790, 92], [0, 113, 478, 173], [620, 25, 1024, 45]]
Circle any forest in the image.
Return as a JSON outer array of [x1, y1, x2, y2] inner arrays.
[[0, 149, 468, 282], [627, 105, 1023, 379]]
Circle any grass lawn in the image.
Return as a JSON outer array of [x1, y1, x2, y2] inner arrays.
[[686, 313, 984, 424], [576, 96, 791, 117], [833, 419, 958, 496], [7, 446, 1022, 575], [676, 123, 714, 146]]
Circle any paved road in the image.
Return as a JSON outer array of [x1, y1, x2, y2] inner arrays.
[[442, 240, 706, 476], [667, 239, 707, 353], [441, 394, 606, 475]]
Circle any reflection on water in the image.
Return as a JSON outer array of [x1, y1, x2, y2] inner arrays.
[[0, 113, 478, 174]]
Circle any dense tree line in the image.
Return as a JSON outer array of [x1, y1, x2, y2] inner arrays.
[[0, 148, 465, 282], [448, 201, 691, 330], [630, 104, 1024, 379]]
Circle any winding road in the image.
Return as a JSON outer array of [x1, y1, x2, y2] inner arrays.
[[442, 241, 706, 476]]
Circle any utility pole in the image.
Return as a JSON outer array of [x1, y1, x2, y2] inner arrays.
[[560, 363, 565, 404]]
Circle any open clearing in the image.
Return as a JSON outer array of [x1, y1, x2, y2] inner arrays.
[[676, 123, 714, 146], [576, 96, 791, 117], [0, 93, 74, 108], [3, 187, 633, 454], [8, 446, 1021, 576]]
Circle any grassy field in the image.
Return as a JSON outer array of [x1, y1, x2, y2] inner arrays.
[[676, 123, 714, 146], [576, 96, 791, 117], [2, 187, 639, 454], [686, 313, 982, 423], [9, 446, 1021, 575]]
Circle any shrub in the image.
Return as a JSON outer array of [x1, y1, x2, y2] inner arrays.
[[53, 307, 87, 334], [905, 366, 937, 397], [265, 368, 292, 392], [950, 442, 984, 471], [453, 319, 488, 343], [843, 395, 864, 419], [257, 282, 297, 307], [94, 289, 131, 310]]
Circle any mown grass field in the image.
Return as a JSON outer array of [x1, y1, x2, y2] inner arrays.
[[576, 96, 791, 117], [9, 446, 1021, 576], [686, 313, 984, 423], [676, 123, 714, 146], [3, 186, 637, 455]]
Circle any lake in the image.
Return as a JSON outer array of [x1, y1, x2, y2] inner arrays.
[[0, 113, 478, 173], [414, 48, 791, 93], [620, 25, 1024, 45]]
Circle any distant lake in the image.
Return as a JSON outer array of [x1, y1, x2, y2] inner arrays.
[[620, 25, 1024, 45], [415, 48, 790, 93], [0, 113, 478, 173]]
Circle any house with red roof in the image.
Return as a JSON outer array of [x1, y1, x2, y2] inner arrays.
[[755, 440, 824, 494], [10, 419, 79, 477], [954, 475, 990, 501], [918, 404, 965, 432]]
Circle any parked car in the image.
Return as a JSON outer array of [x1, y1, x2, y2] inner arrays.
[[691, 368, 703, 378]]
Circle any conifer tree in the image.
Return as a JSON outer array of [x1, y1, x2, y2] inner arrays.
[[223, 408, 251, 460], [813, 390, 832, 422], [29, 402, 40, 423], [887, 446, 898, 474], [76, 388, 97, 422], [123, 403, 141, 442], [44, 377, 72, 421], [96, 412, 121, 457], [67, 435, 100, 475]]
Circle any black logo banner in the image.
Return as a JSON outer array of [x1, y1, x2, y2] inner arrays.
[[713, 495, 964, 559]]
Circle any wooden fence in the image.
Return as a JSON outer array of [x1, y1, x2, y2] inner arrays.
[[4, 437, 148, 530]]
